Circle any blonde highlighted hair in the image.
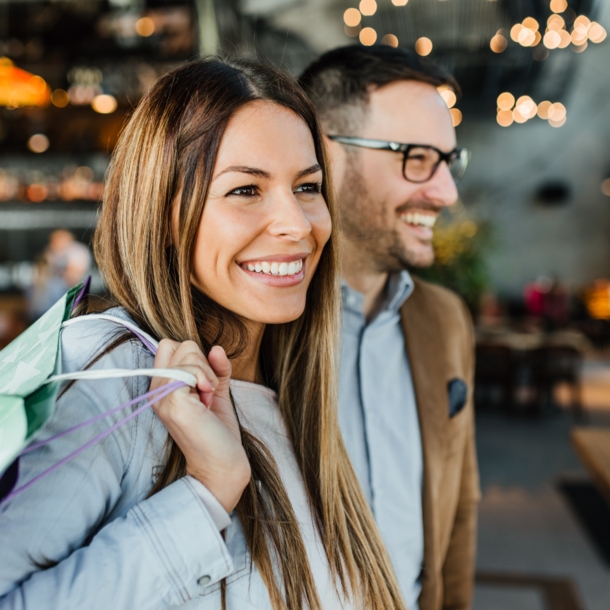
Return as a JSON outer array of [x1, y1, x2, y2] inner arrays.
[[94, 57, 405, 610]]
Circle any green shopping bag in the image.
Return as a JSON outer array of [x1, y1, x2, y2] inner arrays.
[[0, 283, 83, 475], [0, 280, 195, 503]]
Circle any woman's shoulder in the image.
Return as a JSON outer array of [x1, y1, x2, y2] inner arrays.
[[60, 306, 156, 376]]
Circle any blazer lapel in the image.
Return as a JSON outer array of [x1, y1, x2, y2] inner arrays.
[[400, 278, 450, 597]]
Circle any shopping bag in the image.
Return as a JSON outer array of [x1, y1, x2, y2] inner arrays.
[[0, 282, 83, 474], [0, 281, 196, 502]]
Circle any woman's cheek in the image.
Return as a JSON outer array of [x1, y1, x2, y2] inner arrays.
[[309, 202, 332, 247]]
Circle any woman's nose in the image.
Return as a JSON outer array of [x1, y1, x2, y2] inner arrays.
[[268, 192, 312, 240]]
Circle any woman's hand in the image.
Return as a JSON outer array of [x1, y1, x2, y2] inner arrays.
[[150, 340, 251, 513]]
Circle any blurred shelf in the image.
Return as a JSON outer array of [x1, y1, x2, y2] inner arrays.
[[0, 203, 98, 230]]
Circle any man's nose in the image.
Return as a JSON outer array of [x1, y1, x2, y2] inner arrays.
[[422, 160, 459, 208], [268, 192, 312, 240]]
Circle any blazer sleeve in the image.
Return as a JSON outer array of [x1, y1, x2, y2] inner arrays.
[[0, 331, 235, 609], [441, 300, 481, 610]]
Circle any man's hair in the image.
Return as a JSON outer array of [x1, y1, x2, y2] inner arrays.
[[299, 45, 459, 134]]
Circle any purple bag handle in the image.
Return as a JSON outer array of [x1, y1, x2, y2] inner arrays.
[[0, 311, 188, 504]]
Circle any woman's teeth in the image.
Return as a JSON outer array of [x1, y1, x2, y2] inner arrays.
[[400, 212, 437, 228], [243, 259, 304, 276]]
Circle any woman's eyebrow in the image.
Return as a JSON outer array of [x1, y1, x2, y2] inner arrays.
[[214, 164, 322, 181], [215, 166, 271, 179], [296, 164, 322, 180]]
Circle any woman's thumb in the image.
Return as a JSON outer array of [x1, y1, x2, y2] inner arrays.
[[208, 345, 232, 388]]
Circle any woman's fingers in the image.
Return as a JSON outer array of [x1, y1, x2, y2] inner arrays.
[[152, 340, 225, 407], [208, 346, 231, 386]]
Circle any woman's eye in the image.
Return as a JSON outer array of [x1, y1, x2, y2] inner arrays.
[[227, 185, 259, 197], [295, 182, 322, 194]]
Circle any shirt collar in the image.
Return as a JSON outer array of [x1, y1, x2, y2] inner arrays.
[[341, 270, 414, 317]]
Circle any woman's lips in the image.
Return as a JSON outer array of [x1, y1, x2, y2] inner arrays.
[[238, 257, 307, 287]]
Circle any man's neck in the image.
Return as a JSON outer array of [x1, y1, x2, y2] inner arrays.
[[341, 237, 388, 320]]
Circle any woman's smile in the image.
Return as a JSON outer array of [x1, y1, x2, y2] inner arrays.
[[237, 252, 308, 287]]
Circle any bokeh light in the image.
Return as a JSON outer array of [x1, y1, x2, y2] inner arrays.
[[573, 15, 591, 34], [359, 27, 377, 46], [135, 17, 155, 37], [415, 37, 433, 56], [497, 110, 514, 127], [544, 30, 561, 49], [391, 0, 409, 5], [510, 24, 523, 42], [516, 95, 537, 119], [381, 34, 399, 47], [549, 115, 567, 127], [490, 34, 508, 53], [497, 92, 515, 110], [537, 100, 552, 119], [343, 8, 361, 27], [550, 0, 568, 13], [91, 94, 117, 114], [513, 107, 528, 124], [439, 87, 457, 108], [547, 15, 565, 30], [359, 0, 377, 16], [450, 108, 462, 127], [28, 133, 49, 153], [522, 17, 539, 32], [518, 28, 536, 47], [558, 30, 572, 48], [51, 89, 69, 108], [589, 23, 607, 43], [548, 102, 566, 121]]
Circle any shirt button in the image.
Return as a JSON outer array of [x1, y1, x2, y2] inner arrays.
[[197, 575, 211, 586]]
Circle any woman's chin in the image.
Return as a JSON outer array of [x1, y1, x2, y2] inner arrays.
[[241, 303, 306, 326]]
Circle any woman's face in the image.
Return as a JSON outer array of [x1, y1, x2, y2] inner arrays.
[[191, 101, 332, 325]]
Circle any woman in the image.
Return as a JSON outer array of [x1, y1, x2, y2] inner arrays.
[[0, 58, 405, 610]]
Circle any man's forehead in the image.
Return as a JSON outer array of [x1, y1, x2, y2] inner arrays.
[[363, 80, 456, 148]]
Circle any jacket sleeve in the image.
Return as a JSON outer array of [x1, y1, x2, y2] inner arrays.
[[0, 477, 235, 609], [0, 328, 235, 609], [441, 301, 481, 610]]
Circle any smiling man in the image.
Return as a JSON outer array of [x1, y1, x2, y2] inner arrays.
[[300, 47, 480, 610]]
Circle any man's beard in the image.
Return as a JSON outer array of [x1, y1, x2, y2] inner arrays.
[[337, 157, 432, 272]]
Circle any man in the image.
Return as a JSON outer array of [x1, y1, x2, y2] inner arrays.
[[300, 46, 480, 610]]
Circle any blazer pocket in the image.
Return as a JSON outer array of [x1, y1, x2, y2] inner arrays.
[[447, 378, 468, 418]]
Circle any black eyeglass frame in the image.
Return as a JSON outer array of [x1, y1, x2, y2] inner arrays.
[[327, 135, 471, 184]]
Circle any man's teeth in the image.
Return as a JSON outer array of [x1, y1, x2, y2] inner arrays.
[[244, 259, 303, 276], [400, 212, 437, 228]]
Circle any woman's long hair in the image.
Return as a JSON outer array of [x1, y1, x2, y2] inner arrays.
[[94, 58, 405, 610]]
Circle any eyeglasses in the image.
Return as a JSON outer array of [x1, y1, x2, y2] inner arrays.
[[327, 136, 471, 184]]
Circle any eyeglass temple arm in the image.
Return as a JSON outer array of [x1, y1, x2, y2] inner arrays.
[[327, 136, 407, 152]]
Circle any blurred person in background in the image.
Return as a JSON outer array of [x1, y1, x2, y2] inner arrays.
[[27, 229, 91, 321], [301, 46, 480, 610]]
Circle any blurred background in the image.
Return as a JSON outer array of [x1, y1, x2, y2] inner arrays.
[[1, 0, 609, 608]]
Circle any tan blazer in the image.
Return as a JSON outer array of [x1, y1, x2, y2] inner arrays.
[[400, 276, 481, 610]]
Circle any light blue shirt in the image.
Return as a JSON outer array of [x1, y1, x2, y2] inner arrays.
[[338, 271, 424, 610]]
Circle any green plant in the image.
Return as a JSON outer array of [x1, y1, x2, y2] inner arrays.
[[415, 205, 493, 313]]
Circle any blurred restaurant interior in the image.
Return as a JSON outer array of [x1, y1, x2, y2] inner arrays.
[[1, 0, 610, 608]]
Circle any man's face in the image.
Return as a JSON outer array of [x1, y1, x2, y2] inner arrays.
[[330, 80, 459, 271]]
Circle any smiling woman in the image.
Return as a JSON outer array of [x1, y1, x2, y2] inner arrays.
[[0, 59, 405, 610]]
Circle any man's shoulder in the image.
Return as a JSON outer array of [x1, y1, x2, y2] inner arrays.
[[407, 275, 469, 320], [401, 275, 474, 349]]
